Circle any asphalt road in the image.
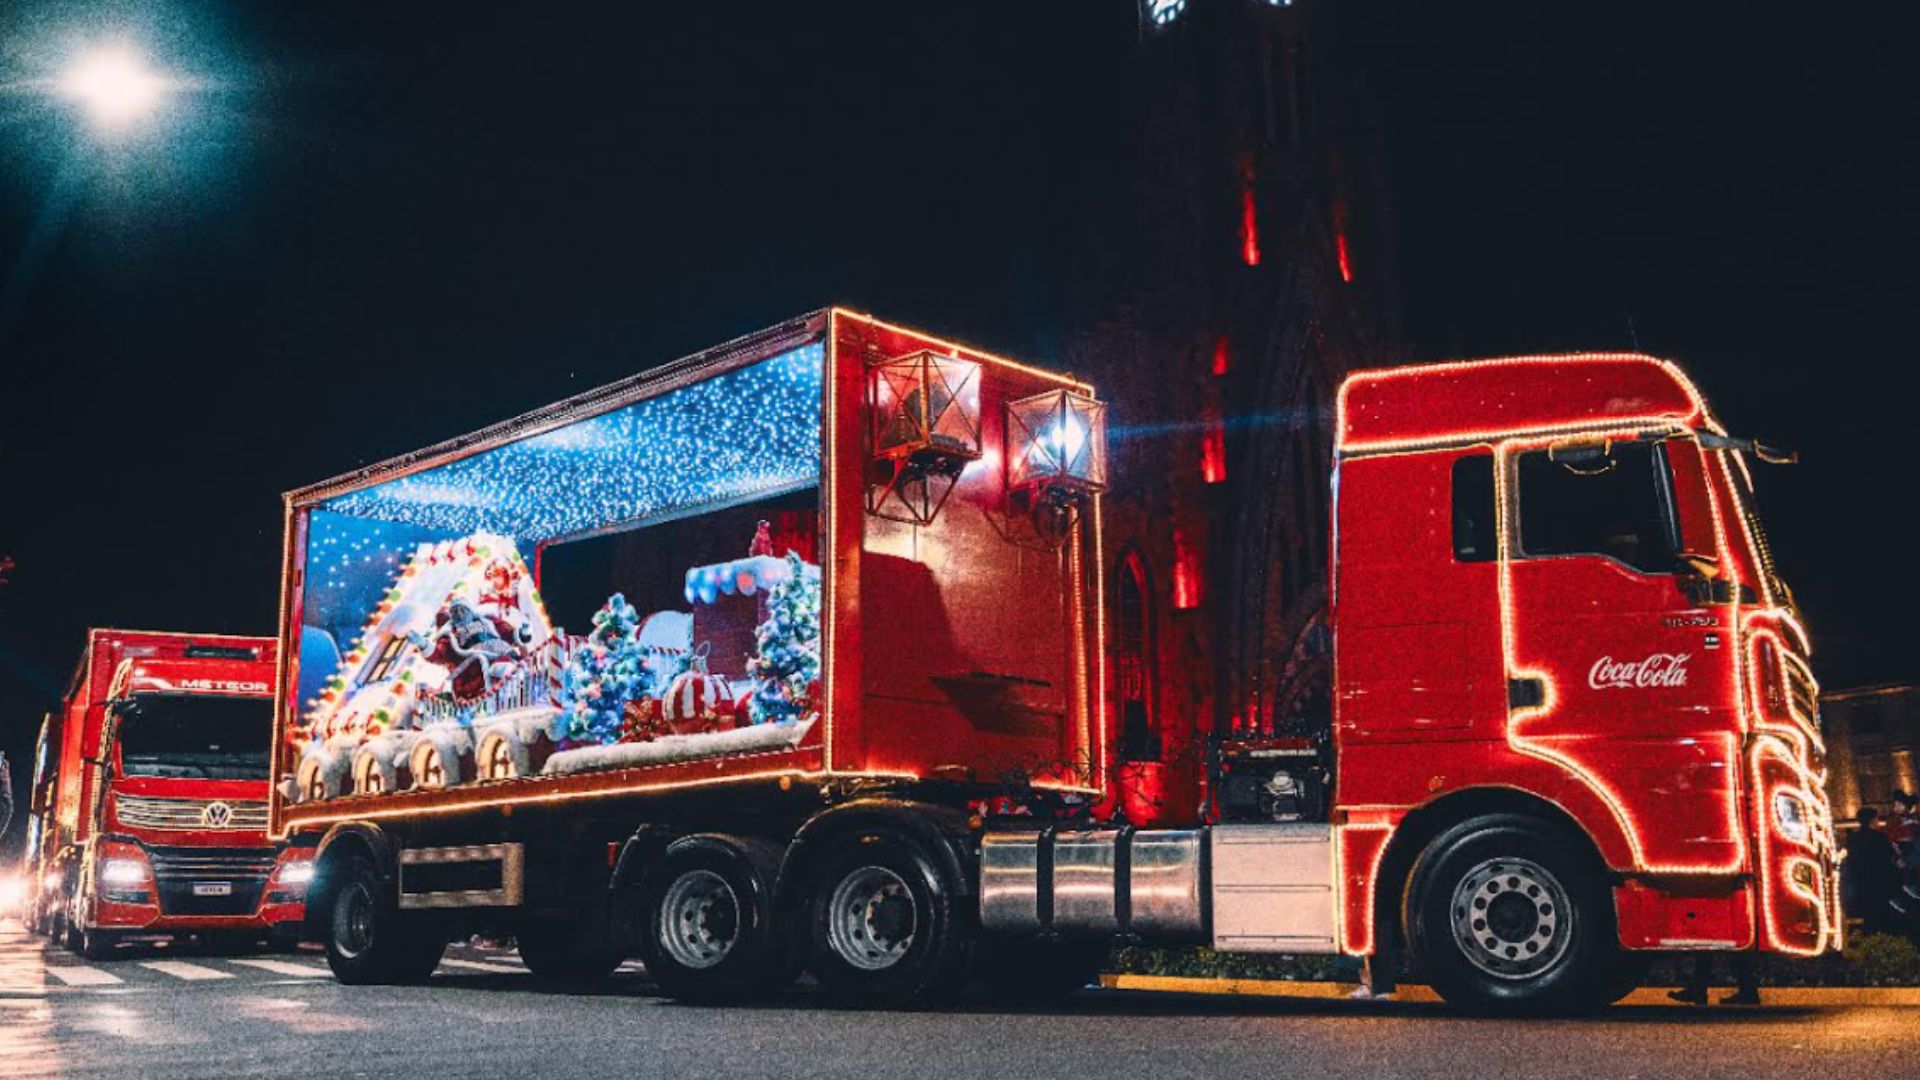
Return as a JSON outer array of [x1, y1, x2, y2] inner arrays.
[[3, 923, 1916, 1080]]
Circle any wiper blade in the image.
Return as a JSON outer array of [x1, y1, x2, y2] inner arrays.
[[1699, 432, 1798, 464]]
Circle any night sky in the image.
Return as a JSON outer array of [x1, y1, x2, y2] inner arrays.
[[2, 1, 1914, 845]]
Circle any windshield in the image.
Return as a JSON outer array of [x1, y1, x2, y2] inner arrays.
[[114, 694, 273, 781]]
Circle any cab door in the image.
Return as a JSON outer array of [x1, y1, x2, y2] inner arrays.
[[1500, 438, 1745, 873]]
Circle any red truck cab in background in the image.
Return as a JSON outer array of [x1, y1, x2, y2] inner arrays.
[[22, 630, 312, 957]]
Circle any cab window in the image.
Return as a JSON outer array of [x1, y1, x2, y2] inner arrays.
[[1516, 441, 1679, 573]]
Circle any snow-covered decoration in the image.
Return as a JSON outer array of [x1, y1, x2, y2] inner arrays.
[[746, 551, 822, 725], [683, 554, 807, 605], [301, 532, 552, 748], [635, 611, 692, 697], [542, 714, 818, 776]]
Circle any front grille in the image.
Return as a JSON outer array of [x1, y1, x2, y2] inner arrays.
[[114, 795, 269, 831], [148, 845, 276, 917]]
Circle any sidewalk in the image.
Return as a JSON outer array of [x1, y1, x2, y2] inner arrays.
[[1099, 973, 1920, 1008]]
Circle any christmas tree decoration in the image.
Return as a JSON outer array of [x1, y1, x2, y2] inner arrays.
[[745, 551, 822, 725], [557, 594, 649, 747], [868, 349, 983, 525]]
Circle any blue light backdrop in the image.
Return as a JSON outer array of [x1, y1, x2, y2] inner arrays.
[[320, 343, 824, 542]]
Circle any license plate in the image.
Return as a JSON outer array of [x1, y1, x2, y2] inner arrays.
[[193, 882, 232, 897]]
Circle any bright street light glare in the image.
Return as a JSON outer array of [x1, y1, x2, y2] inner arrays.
[[60, 46, 167, 130]]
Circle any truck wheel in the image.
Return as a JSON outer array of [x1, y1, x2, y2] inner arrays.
[[324, 856, 446, 985], [518, 919, 626, 984], [77, 927, 120, 961], [1406, 815, 1613, 1015], [807, 833, 969, 1006], [973, 937, 1107, 1003], [639, 844, 784, 1002]]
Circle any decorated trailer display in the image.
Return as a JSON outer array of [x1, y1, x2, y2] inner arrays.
[[274, 311, 1103, 827], [276, 314, 1836, 1013]]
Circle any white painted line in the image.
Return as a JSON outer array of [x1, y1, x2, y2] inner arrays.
[[45, 965, 126, 987], [437, 958, 525, 974], [140, 960, 234, 981], [228, 959, 331, 978]]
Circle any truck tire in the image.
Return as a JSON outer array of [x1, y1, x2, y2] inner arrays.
[[323, 856, 446, 985], [1405, 814, 1614, 1015], [973, 937, 1107, 1003], [77, 927, 120, 961], [518, 918, 626, 985], [807, 833, 970, 1006], [638, 844, 784, 1002]]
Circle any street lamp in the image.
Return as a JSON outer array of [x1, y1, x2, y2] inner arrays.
[[59, 45, 169, 131]]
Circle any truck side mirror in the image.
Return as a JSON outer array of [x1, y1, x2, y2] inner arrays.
[[1677, 551, 1720, 580], [1676, 551, 1751, 605]]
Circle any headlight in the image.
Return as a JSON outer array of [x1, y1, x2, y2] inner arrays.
[[1773, 792, 1811, 845], [0, 874, 27, 911], [277, 860, 315, 886], [98, 858, 149, 887]]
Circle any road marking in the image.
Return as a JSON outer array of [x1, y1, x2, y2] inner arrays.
[[44, 966, 125, 987], [438, 958, 524, 974], [140, 960, 235, 981], [228, 959, 330, 978]]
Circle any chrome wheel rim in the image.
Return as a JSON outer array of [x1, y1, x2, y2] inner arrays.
[[826, 865, 915, 971], [1449, 856, 1573, 980], [335, 882, 376, 959], [658, 870, 739, 971]]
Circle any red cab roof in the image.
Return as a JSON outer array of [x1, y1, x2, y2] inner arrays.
[[1337, 353, 1710, 454]]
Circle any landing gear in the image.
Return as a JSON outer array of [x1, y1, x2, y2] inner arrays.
[[518, 917, 625, 984]]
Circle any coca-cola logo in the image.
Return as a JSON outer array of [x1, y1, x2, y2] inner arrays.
[[1588, 653, 1691, 690]]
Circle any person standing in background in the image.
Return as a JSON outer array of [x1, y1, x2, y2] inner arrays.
[[1847, 807, 1903, 937]]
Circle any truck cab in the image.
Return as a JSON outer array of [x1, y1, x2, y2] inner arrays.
[[28, 631, 313, 957], [1327, 354, 1835, 978], [987, 353, 1835, 1014]]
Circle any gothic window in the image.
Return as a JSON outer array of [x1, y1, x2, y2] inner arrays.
[[1116, 550, 1161, 762]]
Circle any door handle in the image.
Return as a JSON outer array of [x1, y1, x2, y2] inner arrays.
[[1508, 677, 1545, 710]]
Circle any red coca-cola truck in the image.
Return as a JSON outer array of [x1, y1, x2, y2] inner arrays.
[[271, 310, 1835, 1012], [23, 630, 312, 957]]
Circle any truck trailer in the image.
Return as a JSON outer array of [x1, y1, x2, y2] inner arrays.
[[272, 309, 1836, 1012], [23, 630, 311, 957]]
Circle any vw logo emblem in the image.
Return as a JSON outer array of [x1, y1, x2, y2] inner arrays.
[[202, 802, 233, 828]]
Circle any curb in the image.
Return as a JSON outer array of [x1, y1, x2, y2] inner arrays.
[[1099, 973, 1920, 1008]]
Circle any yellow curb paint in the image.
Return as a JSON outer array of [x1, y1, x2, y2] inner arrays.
[[1099, 974, 1920, 1008]]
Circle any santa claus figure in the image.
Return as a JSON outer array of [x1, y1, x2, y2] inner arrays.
[[411, 598, 529, 701]]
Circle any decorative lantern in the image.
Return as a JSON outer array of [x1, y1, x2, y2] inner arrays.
[[868, 350, 984, 524], [1005, 388, 1108, 545], [1007, 388, 1107, 496]]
